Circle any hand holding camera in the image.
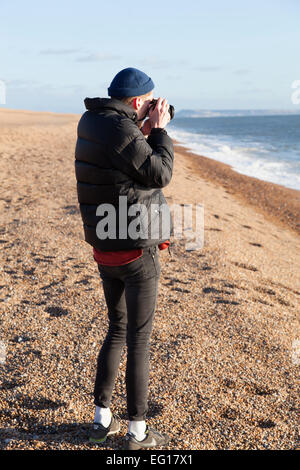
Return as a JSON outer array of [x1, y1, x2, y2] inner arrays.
[[148, 97, 174, 129], [141, 97, 175, 136]]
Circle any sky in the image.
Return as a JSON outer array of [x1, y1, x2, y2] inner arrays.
[[1, 0, 300, 114]]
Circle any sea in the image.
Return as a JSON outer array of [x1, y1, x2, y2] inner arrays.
[[168, 111, 300, 191]]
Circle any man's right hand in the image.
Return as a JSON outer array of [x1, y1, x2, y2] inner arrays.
[[148, 97, 171, 129]]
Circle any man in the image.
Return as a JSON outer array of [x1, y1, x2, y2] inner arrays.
[[75, 67, 174, 450]]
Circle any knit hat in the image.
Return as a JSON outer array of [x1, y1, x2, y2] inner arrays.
[[108, 67, 154, 97]]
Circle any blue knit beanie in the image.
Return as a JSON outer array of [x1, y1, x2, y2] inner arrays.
[[108, 67, 154, 97]]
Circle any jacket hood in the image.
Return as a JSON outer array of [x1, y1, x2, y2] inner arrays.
[[84, 97, 138, 123]]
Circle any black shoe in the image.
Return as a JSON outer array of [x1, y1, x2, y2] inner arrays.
[[88, 414, 120, 443], [124, 425, 170, 450]]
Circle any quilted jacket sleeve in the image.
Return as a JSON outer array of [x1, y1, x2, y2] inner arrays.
[[110, 121, 174, 189]]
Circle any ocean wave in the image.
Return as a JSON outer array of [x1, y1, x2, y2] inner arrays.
[[168, 128, 300, 190]]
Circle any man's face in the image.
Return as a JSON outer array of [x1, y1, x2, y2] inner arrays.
[[135, 91, 154, 122]]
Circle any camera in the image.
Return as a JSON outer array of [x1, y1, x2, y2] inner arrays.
[[148, 99, 175, 120]]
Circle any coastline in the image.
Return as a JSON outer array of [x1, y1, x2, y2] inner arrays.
[[0, 108, 299, 450], [172, 139, 300, 236]]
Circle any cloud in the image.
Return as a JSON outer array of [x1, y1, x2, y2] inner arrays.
[[5, 79, 85, 96], [73, 53, 188, 68], [234, 69, 250, 75], [137, 57, 189, 69], [192, 65, 223, 72], [165, 74, 182, 80], [75, 53, 121, 62], [6, 79, 40, 88], [138, 57, 170, 69], [40, 48, 80, 55], [40, 49, 121, 62], [239, 87, 271, 94]]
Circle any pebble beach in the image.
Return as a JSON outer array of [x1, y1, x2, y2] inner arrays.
[[0, 108, 299, 450]]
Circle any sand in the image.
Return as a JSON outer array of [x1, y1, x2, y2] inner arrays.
[[0, 108, 299, 450]]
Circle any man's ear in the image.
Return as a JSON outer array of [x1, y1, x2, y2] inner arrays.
[[132, 97, 141, 110]]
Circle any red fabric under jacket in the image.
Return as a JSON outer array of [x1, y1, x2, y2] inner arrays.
[[93, 240, 170, 266]]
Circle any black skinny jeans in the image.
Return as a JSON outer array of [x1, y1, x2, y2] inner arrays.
[[93, 245, 161, 421]]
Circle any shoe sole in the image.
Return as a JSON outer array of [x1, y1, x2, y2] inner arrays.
[[89, 423, 120, 443], [125, 437, 169, 450]]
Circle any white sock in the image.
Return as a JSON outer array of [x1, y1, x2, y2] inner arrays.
[[128, 420, 147, 441], [94, 406, 112, 428]]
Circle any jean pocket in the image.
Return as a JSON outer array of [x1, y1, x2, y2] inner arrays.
[[143, 246, 160, 278]]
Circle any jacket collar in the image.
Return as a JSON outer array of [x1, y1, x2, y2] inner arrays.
[[84, 97, 138, 123]]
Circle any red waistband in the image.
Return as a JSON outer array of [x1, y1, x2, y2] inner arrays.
[[93, 241, 170, 266]]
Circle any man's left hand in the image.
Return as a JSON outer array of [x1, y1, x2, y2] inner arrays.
[[141, 119, 152, 137]]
